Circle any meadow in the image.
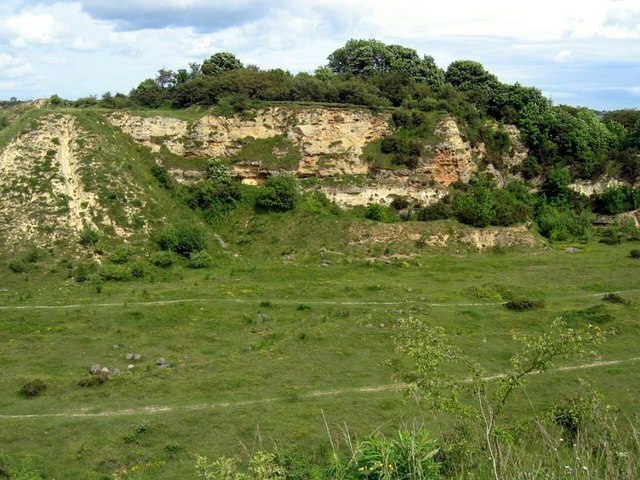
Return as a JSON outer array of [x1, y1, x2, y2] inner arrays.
[[1, 240, 639, 478]]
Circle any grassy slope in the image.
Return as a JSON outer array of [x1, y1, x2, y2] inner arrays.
[[1, 105, 639, 478], [0, 239, 639, 478]]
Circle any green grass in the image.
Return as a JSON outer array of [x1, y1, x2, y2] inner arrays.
[[231, 134, 301, 170], [0, 239, 639, 478]]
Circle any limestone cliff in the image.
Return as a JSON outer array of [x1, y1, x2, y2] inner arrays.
[[107, 107, 389, 179], [107, 107, 529, 207]]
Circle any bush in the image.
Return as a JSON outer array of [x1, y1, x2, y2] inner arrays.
[[630, 249, 640, 259], [188, 250, 213, 269], [130, 260, 148, 278], [78, 372, 110, 387], [255, 174, 299, 212], [109, 245, 133, 264], [150, 251, 175, 268], [551, 395, 594, 438], [20, 379, 47, 397], [505, 298, 545, 311], [74, 261, 98, 282], [159, 222, 207, 256], [602, 292, 626, 304], [79, 225, 100, 246], [8, 258, 25, 273], [98, 264, 132, 281], [364, 203, 388, 222]]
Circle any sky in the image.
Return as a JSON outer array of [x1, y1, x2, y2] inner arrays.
[[0, 0, 639, 110]]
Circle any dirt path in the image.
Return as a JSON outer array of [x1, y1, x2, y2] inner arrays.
[[2, 288, 639, 311], [2, 357, 638, 420]]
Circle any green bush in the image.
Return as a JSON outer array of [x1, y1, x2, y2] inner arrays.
[[109, 245, 133, 264], [20, 379, 47, 398], [79, 225, 100, 246], [505, 298, 545, 311], [629, 249, 640, 259], [602, 293, 626, 304], [130, 260, 148, 278], [255, 174, 299, 212], [74, 261, 98, 282], [188, 250, 213, 269], [8, 258, 26, 273], [159, 222, 207, 256], [98, 264, 132, 281], [364, 203, 388, 222], [150, 251, 175, 268], [78, 372, 110, 387]]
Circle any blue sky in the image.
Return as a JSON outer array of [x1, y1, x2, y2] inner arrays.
[[0, 0, 639, 110]]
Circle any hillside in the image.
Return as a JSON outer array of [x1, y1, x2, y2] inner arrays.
[[0, 38, 640, 480]]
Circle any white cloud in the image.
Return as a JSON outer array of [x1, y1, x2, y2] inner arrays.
[[629, 86, 640, 95], [553, 50, 573, 63], [72, 36, 98, 51], [5, 12, 60, 47], [6, 63, 33, 77]]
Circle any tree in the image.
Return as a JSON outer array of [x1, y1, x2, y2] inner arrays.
[[326, 39, 445, 87], [541, 166, 572, 204], [201, 52, 243, 76], [445, 60, 499, 94], [129, 78, 164, 107], [155, 67, 176, 88]]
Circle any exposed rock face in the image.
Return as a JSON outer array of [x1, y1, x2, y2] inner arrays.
[[0, 114, 99, 246], [348, 222, 535, 249], [108, 108, 529, 207], [107, 108, 390, 178], [321, 171, 445, 207], [570, 178, 624, 197], [503, 125, 528, 168], [0, 113, 152, 247], [427, 118, 479, 185], [461, 226, 536, 250]]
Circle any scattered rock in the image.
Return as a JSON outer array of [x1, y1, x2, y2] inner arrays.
[[243, 346, 252, 353], [125, 353, 133, 360], [155, 358, 167, 366], [90, 364, 101, 375], [112, 344, 119, 350], [564, 247, 582, 253], [110, 368, 121, 375], [133, 354, 142, 361], [127, 364, 135, 370], [100, 367, 110, 374]]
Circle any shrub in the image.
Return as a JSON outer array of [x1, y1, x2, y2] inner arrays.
[[255, 174, 299, 211], [364, 203, 387, 222], [630, 249, 640, 259], [602, 292, 626, 304], [109, 245, 132, 264], [159, 222, 207, 256], [505, 298, 545, 311], [130, 260, 148, 278], [79, 225, 100, 246], [74, 261, 98, 282], [8, 258, 25, 273], [551, 395, 594, 438], [188, 250, 213, 269], [98, 264, 132, 281], [78, 372, 109, 387], [20, 379, 47, 397], [150, 251, 175, 268]]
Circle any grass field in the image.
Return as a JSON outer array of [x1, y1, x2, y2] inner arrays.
[[1, 240, 639, 479]]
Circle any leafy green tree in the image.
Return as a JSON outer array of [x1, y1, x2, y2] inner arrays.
[[129, 78, 164, 107], [541, 166, 572, 204], [201, 52, 243, 76], [327, 39, 444, 87]]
